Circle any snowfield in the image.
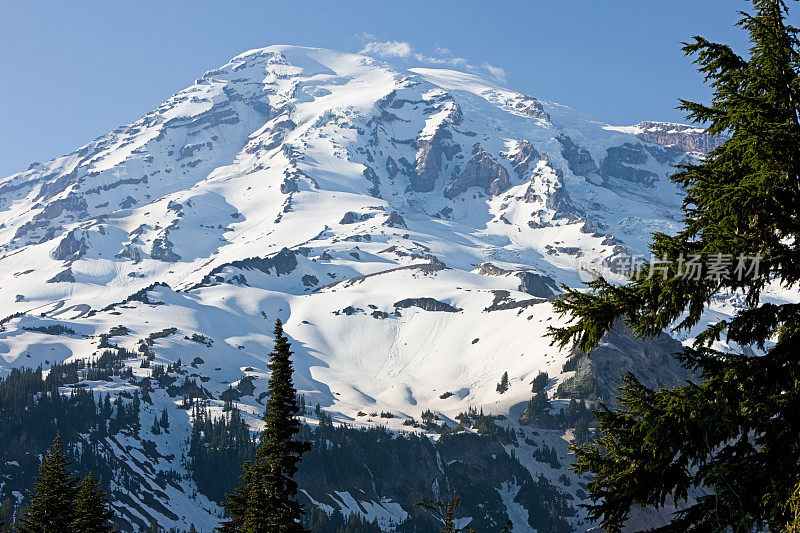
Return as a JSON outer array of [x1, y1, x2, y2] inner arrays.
[[0, 45, 773, 531]]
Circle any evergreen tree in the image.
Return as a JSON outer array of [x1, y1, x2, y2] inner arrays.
[[496, 371, 509, 394], [531, 371, 549, 393], [159, 407, 170, 431], [789, 482, 800, 533], [572, 416, 590, 446], [219, 319, 310, 532], [15, 434, 77, 533], [549, 1, 800, 530], [71, 473, 113, 533], [414, 498, 474, 533]]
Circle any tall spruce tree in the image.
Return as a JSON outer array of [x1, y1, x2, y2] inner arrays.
[[15, 434, 77, 533], [219, 319, 310, 532], [71, 473, 113, 533], [549, 0, 800, 531]]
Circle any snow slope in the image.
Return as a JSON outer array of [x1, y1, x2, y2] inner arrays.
[[0, 45, 762, 531]]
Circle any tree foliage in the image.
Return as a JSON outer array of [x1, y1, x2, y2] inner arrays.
[[220, 319, 311, 532], [71, 473, 114, 533], [549, 1, 800, 531], [15, 435, 77, 533], [15, 436, 113, 533]]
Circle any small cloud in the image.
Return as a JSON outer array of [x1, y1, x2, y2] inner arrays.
[[482, 62, 507, 83], [356, 36, 508, 85], [359, 40, 412, 58]]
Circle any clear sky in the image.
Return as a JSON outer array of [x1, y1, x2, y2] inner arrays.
[[0, 0, 776, 178]]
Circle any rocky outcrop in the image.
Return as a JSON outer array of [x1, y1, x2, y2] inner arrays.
[[411, 127, 460, 192], [150, 237, 181, 262], [476, 263, 558, 298], [208, 247, 298, 279], [119, 196, 138, 209], [444, 147, 511, 199], [517, 272, 559, 298], [393, 297, 461, 312], [632, 121, 725, 153], [51, 231, 87, 261], [116, 244, 142, 263], [483, 290, 542, 312], [508, 139, 540, 178], [522, 156, 578, 219], [340, 211, 371, 224], [556, 134, 596, 176], [556, 323, 691, 404], [600, 143, 658, 186], [46, 268, 75, 283], [383, 211, 407, 228], [511, 95, 550, 121]]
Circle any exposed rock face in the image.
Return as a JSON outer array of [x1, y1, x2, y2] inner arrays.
[[483, 290, 541, 312], [119, 196, 138, 209], [383, 211, 407, 228], [476, 263, 558, 298], [279, 177, 300, 194], [600, 143, 658, 186], [517, 272, 559, 298], [393, 297, 461, 312], [340, 211, 370, 225], [557, 323, 691, 404], [150, 237, 181, 262], [508, 139, 540, 178], [522, 156, 578, 221], [408, 94, 463, 193], [643, 143, 686, 164], [444, 147, 511, 199], [511, 95, 550, 121], [476, 262, 511, 276], [411, 127, 460, 192], [209, 247, 298, 278], [51, 231, 87, 261], [633, 121, 726, 153], [46, 268, 75, 283], [116, 244, 142, 263], [34, 195, 88, 222], [556, 134, 596, 175]]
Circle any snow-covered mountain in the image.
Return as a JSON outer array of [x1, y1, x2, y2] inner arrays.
[[0, 45, 724, 530]]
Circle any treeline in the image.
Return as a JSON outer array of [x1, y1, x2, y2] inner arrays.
[[2, 320, 580, 532]]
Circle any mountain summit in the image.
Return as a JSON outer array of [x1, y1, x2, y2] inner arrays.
[[0, 45, 716, 530]]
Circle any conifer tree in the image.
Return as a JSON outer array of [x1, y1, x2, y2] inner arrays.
[[549, 0, 800, 530], [219, 319, 310, 532], [414, 498, 474, 533], [15, 434, 77, 533], [496, 371, 509, 394], [71, 473, 113, 533]]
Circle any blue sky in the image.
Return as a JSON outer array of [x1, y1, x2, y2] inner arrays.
[[0, 0, 770, 178]]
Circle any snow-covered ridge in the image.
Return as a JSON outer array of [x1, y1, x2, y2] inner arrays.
[[0, 44, 736, 531], [605, 120, 724, 153], [0, 43, 709, 418]]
